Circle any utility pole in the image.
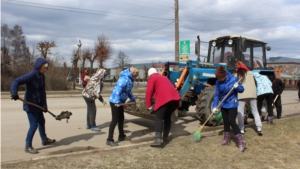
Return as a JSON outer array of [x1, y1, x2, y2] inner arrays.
[[175, 0, 179, 63]]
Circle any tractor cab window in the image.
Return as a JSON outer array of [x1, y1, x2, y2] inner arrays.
[[209, 46, 221, 64], [224, 46, 236, 71], [253, 45, 264, 69], [241, 50, 251, 68]]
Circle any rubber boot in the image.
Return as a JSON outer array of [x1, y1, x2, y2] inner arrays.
[[150, 132, 162, 147], [163, 128, 170, 142], [163, 126, 171, 142], [235, 133, 246, 152], [268, 116, 274, 124], [219, 132, 230, 146]]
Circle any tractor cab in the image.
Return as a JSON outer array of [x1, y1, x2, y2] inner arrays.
[[206, 35, 271, 73]]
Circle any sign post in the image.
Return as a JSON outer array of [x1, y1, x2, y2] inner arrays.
[[180, 40, 190, 56]]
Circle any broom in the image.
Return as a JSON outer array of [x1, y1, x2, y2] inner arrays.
[[213, 112, 223, 124], [193, 78, 242, 142]]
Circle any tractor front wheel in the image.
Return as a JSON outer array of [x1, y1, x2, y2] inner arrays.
[[195, 85, 222, 126]]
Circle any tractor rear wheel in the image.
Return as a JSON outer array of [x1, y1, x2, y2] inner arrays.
[[195, 85, 222, 126]]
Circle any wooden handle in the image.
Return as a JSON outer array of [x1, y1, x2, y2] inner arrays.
[[200, 78, 242, 128], [18, 98, 56, 117], [264, 94, 279, 120]]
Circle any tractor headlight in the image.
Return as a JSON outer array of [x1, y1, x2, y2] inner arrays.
[[228, 39, 233, 45], [212, 41, 216, 46]]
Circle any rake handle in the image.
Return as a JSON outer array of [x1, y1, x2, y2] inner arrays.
[[18, 98, 56, 117], [201, 78, 242, 127]]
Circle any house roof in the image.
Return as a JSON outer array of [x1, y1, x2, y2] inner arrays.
[[267, 57, 300, 63]]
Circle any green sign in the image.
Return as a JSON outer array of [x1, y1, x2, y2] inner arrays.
[[180, 40, 190, 55]]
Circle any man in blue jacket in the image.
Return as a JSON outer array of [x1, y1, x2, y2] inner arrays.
[[10, 58, 56, 154]]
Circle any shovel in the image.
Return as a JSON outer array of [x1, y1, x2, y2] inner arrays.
[[18, 98, 72, 123]]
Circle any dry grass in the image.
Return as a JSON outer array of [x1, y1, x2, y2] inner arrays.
[[2, 117, 300, 169]]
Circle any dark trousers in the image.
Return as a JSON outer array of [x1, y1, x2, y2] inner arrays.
[[154, 101, 177, 133], [298, 88, 300, 99], [107, 102, 125, 141], [26, 111, 47, 147], [257, 93, 274, 117], [221, 107, 240, 135], [83, 96, 97, 127], [274, 95, 282, 116]]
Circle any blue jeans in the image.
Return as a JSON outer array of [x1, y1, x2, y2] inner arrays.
[[26, 111, 47, 147]]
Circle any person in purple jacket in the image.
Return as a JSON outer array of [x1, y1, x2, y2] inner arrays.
[[212, 66, 246, 152], [10, 58, 56, 154]]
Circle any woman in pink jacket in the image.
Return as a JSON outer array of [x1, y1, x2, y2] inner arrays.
[[145, 68, 181, 147]]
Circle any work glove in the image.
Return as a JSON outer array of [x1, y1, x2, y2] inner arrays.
[[148, 106, 154, 114], [43, 108, 48, 113], [212, 108, 220, 115], [98, 95, 104, 103], [148, 106, 153, 111], [11, 94, 19, 101], [233, 82, 239, 89]]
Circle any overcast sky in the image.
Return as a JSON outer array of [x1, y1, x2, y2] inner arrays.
[[2, 0, 300, 68]]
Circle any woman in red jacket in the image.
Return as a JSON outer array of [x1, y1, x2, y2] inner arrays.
[[145, 68, 181, 147]]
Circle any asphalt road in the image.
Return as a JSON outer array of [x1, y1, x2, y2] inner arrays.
[[1, 90, 299, 163]]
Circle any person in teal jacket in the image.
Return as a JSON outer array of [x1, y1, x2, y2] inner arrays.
[[106, 67, 138, 146], [253, 72, 274, 124], [212, 66, 246, 152]]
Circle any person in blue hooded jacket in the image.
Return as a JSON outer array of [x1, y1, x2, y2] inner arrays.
[[212, 66, 246, 152], [106, 67, 138, 146], [10, 58, 56, 154]]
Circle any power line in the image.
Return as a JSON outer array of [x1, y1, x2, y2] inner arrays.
[[2, 0, 174, 23], [117, 21, 175, 44], [100, 0, 173, 11]]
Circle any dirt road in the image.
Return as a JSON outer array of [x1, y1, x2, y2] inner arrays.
[[1, 90, 299, 163]]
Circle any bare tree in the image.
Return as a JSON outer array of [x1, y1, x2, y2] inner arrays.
[[94, 34, 112, 68], [70, 40, 82, 84], [1, 24, 32, 90], [143, 65, 149, 81], [113, 51, 131, 70], [86, 52, 98, 75], [36, 40, 56, 59], [80, 48, 91, 75]]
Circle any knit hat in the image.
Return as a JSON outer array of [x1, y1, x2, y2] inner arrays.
[[235, 61, 250, 71], [215, 66, 227, 79], [148, 68, 158, 77], [130, 67, 139, 76]]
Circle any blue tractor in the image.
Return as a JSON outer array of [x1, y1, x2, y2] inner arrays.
[[162, 35, 274, 126]]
